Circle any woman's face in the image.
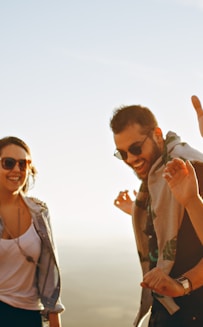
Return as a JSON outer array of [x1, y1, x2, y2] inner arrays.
[[0, 144, 31, 195]]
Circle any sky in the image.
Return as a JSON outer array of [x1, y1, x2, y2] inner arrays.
[[1, 0, 203, 244], [1, 0, 203, 325]]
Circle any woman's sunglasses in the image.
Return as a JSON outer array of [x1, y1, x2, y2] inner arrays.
[[114, 134, 149, 160], [0, 157, 31, 171]]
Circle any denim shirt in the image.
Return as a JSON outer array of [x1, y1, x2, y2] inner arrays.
[[22, 196, 65, 314]]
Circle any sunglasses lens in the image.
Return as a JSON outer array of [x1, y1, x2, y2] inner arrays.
[[2, 158, 16, 170], [18, 160, 27, 171], [129, 144, 142, 156]]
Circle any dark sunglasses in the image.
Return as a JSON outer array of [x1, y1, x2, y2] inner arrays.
[[0, 157, 31, 171], [114, 134, 150, 160]]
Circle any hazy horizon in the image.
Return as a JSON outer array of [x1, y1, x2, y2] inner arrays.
[[58, 238, 143, 327]]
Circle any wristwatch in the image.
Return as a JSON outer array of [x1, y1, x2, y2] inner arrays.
[[175, 276, 192, 295]]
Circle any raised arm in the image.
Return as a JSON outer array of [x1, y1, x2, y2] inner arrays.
[[140, 159, 203, 297], [191, 95, 203, 118], [191, 95, 203, 136], [163, 158, 203, 244]]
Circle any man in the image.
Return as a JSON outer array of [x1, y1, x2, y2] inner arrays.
[[114, 95, 203, 215], [110, 102, 203, 327]]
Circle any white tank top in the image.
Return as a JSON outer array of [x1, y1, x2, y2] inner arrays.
[[0, 222, 43, 310]]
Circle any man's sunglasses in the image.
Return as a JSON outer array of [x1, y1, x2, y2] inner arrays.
[[0, 157, 31, 171], [114, 134, 150, 160]]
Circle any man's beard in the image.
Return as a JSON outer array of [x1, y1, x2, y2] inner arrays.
[[133, 140, 162, 182]]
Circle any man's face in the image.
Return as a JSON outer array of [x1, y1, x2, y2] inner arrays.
[[114, 123, 163, 181]]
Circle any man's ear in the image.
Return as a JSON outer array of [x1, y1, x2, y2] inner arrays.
[[154, 127, 164, 147], [154, 127, 163, 138]]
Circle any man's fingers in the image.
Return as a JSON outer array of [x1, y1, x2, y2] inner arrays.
[[185, 160, 194, 173]]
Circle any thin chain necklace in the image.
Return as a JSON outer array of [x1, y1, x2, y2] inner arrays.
[[1, 207, 36, 265]]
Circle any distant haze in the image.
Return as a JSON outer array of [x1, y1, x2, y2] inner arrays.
[[59, 239, 143, 327]]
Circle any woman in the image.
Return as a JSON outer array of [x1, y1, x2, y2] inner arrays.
[[0, 136, 64, 327]]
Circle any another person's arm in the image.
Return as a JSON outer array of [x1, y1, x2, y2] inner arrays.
[[191, 95, 203, 118], [114, 190, 136, 215], [191, 95, 203, 136]]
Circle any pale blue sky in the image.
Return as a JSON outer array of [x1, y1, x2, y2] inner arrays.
[[1, 0, 203, 247]]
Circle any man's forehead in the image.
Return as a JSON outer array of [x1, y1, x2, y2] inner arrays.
[[114, 124, 144, 148]]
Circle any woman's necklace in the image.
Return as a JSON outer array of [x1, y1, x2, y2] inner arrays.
[[1, 207, 36, 265]]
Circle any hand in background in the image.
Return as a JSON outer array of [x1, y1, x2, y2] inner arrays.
[[191, 95, 203, 136], [114, 190, 137, 215], [191, 95, 203, 118]]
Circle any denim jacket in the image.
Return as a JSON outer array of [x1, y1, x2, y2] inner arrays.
[[23, 196, 65, 315]]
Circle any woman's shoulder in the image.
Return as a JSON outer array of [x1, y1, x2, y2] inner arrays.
[[30, 196, 48, 208], [23, 195, 49, 211]]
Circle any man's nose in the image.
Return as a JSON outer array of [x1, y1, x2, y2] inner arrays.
[[125, 151, 138, 164]]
